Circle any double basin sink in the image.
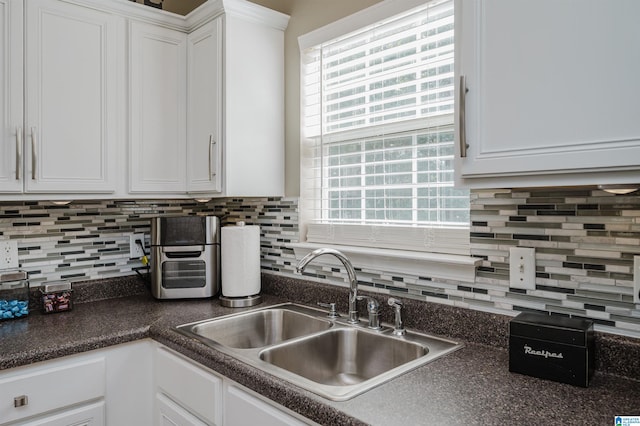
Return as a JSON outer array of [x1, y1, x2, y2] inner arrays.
[[176, 303, 462, 401]]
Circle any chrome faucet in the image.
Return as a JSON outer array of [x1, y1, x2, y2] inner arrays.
[[296, 248, 360, 324]]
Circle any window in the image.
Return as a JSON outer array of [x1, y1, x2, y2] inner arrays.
[[299, 0, 469, 255]]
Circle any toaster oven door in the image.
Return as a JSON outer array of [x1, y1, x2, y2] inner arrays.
[[161, 260, 206, 288], [151, 244, 219, 299]]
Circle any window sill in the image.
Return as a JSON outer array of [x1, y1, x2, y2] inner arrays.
[[289, 242, 481, 283]]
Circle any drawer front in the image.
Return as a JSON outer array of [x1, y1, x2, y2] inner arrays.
[[0, 356, 105, 425], [156, 392, 208, 426], [156, 347, 222, 425], [15, 400, 105, 426]]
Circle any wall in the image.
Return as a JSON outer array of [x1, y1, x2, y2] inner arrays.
[[2, 189, 640, 337]]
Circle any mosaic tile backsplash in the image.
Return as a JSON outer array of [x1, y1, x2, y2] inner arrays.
[[0, 198, 298, 286], [1, 189, 639, 337]]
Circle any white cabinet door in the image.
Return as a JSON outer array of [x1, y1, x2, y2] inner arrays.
[[223, 13, 285, 197], [129, 20, 187, 193], [103, 340, 154, 426], [187, 10, 286, 198], [0, 355, 105, 425], [455, 0, 640, 187], [224, 385, 308, 426], [0, 0, 23, 193], [155, 393, 208, 426], [186, 18, 222, 194], [154, 346, 222, 426], [18, 401, 105, 426], [23, 0, 119, 193], [0, 340, 153, 426]]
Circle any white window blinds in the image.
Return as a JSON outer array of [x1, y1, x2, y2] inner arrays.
[[300, 0, 469, 255]]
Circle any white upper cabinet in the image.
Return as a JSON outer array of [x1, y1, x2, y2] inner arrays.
[[186, 18, 222, 194], [186, 2, 288, 197], [0, 0, 288, 199], [0, 0, 22, 193], [129, 21, 187, 194], [24, 0, 119, 193], [0, 0, 119, 196], [222, 8, 287, 197], [455, 0, 640, 188], [131, 1, 288, 197]]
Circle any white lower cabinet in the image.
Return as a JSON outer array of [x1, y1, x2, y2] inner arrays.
[[154, 344, 314, 426], [154, 346, 223, 425], [0, 340, 152, 426], [0, 340, 314, 426], [223, 384, 309, 426], [0, 352, 106, 426], [103, 340, 153, 425]]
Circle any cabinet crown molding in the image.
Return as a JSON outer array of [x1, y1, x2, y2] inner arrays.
[[215, 0, 289, 30], [62, 0, 289, 32]]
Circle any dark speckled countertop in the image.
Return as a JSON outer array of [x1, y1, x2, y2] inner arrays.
[[1, 274, 639, 425]]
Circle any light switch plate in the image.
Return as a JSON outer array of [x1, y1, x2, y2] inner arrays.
[[0, 240, 19, 270], [510, 247, 536, 290], [633, 256, 640, 304]]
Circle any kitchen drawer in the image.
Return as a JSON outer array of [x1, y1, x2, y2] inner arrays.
[[156, 392, 208, 426], [155, 346, 223, 425], [0, 356, 105, 425], [15, 400, 105, 426]]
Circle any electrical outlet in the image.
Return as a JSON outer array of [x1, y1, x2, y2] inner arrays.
[[510, 247, 536, 290], [129, 234, 145, 259], [634, 256, 640, 304], [0, 240, 19, 270]]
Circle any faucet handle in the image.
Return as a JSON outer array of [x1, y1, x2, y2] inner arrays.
[[317, 302, 339, 319], [357, 295, 379, 313], [357, 296, 381, 330], [388, 297, 403, 308]]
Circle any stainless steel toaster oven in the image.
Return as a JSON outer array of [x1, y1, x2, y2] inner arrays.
[[150, 215, 220, 299]]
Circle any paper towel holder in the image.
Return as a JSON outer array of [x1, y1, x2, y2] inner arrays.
[[219, 221, 262, 308]]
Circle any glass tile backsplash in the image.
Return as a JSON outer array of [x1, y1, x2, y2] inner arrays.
[[0, 188, 639, 336]]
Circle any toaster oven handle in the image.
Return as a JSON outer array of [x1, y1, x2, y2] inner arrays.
[[164, 251, 204, 259], [161, 245, 206, 252]]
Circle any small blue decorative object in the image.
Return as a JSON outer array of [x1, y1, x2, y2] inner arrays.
[[0, 299, 29, 320], [0, 271, 29, 321]]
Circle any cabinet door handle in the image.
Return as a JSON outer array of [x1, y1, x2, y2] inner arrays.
[[209, 135, 217, 179], [30, 127, 37, 180], [14, 395, 28, 408], [459, 75, 469, 158], [15, 127, 22, 180]]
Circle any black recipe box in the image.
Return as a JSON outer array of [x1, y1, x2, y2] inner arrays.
[[509, 312, 594, 387]]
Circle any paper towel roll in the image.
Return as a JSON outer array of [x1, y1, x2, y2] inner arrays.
[[221, 223, 261, 298]]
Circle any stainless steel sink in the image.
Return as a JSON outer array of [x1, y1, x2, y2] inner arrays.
[[177, 305, 332, 349], [260, 328, 426, 386], [176, 303, 462, 401]]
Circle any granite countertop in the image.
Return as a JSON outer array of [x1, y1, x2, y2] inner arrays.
[[1, 278, 640, 426]]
